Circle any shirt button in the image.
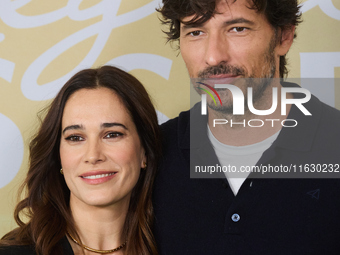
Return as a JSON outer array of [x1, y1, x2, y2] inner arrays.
[[231, 213, 240, 222]]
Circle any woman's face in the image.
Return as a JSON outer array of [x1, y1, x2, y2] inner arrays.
[[60, 87, 146, 208]]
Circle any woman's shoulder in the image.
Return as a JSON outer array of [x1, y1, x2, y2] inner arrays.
[[0, 244, 36, 255], [0, 236, 74, 255]]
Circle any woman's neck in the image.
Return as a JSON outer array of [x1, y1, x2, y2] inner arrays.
[[68, 195, 129, 254]]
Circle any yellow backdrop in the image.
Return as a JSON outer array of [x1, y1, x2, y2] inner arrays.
[[0, 0, 340, 236]]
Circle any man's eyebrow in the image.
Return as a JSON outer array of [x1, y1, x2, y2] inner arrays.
[[62, 124, 84, 134], [181, 17, 255, 31], [181, 23, 203, 30], [101, 122, 128, 130], [224, 18, 255, 26]]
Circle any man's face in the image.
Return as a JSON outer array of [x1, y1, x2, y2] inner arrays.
[[179, 0, 293, 113], [180, 0, 280, 79]]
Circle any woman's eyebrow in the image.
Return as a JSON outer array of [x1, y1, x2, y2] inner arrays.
[[101, 122, 128, 130], [62, 123, 128, 134], [62, 124, 84, 134]]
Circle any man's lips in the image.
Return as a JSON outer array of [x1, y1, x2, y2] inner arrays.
[[199, 75, 240, 86], [206, 74, 239, 79]]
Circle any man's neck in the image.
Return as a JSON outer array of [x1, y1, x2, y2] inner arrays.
[[207, 84, 293, 146]]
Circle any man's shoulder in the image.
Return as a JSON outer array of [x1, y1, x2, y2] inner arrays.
[[286, 81, 340, 127], [320, 98, 340, 119], [160, 103, 202, 133], [160, 108, 190, 132], [314, 96, 340, 130], [160, 108, 192, 147], [313, 99, 340, 154]]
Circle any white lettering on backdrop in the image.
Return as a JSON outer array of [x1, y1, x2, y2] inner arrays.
[[1, 0, 167, 101], [301, 0, 340, 20], [300, 1, 340, 106], [0, 0, 169, 188], [0, 0, 339, 187], [0, 114, 24, 188]]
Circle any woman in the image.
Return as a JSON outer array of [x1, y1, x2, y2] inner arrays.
[[0, 66, 161, 255]]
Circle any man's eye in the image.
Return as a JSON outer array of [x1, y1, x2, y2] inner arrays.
[[189, 30, 203, 37], [65, 135, 84, 142], [105, 132, 123, 139], [231, 27, 247, 32]]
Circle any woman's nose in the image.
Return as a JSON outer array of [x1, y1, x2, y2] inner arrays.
[[84, 139, 106, 164]]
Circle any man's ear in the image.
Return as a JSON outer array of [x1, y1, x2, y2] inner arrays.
[[276, 25, 295, 56]]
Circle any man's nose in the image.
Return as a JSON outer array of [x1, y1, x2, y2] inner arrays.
[[84, 139, 106, 164], [204, 33, 230, 67]]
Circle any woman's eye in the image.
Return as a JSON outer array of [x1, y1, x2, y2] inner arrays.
[[105, 132, 123, 139], [231, 27, 247, 33], [189, 30, 203, 37], [65, 135, 84, 142]]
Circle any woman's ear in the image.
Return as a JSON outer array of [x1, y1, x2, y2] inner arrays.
[[140, 150, 147, 169]]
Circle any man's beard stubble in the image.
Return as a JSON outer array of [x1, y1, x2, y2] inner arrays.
[[196, 35, 277, 115]]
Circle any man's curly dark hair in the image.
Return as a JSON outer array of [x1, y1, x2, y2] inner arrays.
[[157, 0, 302, 78]]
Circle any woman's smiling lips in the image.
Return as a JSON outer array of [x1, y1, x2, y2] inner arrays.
[[80, 170, 117, 185]]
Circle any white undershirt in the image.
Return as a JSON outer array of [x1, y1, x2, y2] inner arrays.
[[208, 126, 279, 195]]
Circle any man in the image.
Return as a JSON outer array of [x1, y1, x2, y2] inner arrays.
[[153, 0, 340, 254]]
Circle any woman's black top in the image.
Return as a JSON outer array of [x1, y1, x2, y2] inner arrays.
[[0, 236, 74, 255]]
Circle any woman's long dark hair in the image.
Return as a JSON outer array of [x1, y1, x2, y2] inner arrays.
[[0, 66, 161, 255]]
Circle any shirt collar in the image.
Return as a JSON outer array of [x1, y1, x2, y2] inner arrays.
[[184, 82, 322, 152], [273, 82, 322, 151]]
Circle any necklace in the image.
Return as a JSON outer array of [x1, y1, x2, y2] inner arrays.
[[66, 231, 127, 254]]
